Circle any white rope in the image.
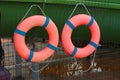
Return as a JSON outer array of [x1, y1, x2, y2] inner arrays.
[[68, 3, 79, 19], [81, 3, 91, 16], [29, 54, 54, 73], [68, 3, 91, 19], [15, 54, 54, 79], [82, 50, 96, 73], [73, 50, 97, 73], [20, 4, 46, 22]]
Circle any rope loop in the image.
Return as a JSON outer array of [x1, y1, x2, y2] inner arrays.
[[20, 4, 46, 22], [68, 3, 91, 19]]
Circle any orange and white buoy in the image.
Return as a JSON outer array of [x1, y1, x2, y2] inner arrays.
[[14, 15, 59, 62], [61, 14, 100, 58]]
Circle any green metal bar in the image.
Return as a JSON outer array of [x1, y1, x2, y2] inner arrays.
[[0, 0, 120, 9], [83, 1, 120, 9]]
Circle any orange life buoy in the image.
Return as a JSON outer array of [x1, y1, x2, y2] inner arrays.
[[14, 15, 59, 62], [61, 14, 100, 58]]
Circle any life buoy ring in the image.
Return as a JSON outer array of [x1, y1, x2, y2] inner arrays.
[[61, 14, 100, 58], [14, 15, 59, 62]]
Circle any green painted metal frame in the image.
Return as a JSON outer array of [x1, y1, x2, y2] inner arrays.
[[0, 0, 120, 42], [0, 0, 120, 9]]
